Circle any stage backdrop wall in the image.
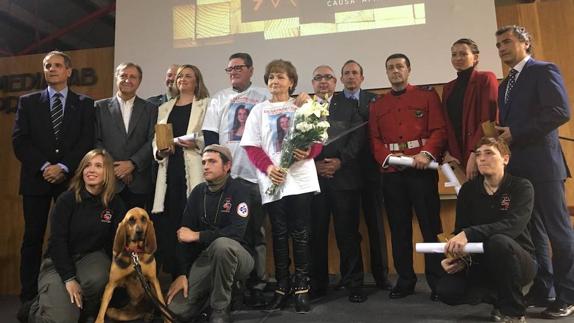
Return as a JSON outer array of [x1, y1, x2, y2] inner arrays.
[[1, 0, 573, 294]]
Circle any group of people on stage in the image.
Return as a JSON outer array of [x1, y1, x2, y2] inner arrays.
[[12, 24, 574, 323]]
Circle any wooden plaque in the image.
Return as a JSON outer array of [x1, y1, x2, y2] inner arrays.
[[155, 124, 174, 151]]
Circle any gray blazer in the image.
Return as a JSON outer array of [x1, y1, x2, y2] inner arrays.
[[95, 96, 158, 194]]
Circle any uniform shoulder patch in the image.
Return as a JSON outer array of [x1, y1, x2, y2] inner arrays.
[[237, 202, 249, 218]]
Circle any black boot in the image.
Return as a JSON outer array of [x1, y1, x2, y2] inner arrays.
[[293, 276, 311, 313], [265, 279, 290, 313]]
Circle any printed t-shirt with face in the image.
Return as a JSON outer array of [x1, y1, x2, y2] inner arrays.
[[202, 86, 270, 183], [240, 99, 320, 204]]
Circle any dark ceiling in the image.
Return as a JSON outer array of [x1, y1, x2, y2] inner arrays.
[[0, 0, 116, 57]]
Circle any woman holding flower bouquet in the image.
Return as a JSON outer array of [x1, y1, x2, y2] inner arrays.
[[241, 59, 323, 313]]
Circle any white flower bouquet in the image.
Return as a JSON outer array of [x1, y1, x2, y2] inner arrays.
[[266, 97, 330, 195]]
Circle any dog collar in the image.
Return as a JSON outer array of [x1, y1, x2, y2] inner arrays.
[[125, 246, 144, 254]]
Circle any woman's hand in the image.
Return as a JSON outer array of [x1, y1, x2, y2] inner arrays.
[[441, 257, 466, 274], [65, 279, 83, 309], [156, 146, 174, 159], [266, 165, 286, 185], [294, 92, 311, 107], [444, 231, 468, 258], [175, 138, 197, 149], [465, 152, 478, 180], [293, 148, 310, 161]]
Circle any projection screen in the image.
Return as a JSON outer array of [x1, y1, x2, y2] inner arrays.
[[115, 0, 501, 96]]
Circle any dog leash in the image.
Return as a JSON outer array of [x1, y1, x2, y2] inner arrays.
[[130, 252, 184, 323]]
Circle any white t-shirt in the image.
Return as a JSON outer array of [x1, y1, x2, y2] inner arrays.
[[202, 85, 270, 183], [240, 99, 320, 204]]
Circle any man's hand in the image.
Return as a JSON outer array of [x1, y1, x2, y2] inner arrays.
[[167, 275, 188, 304], [293, 148, 310, 161], [114, 160, 135, 180], [316, 158, 341, 178], [43, 164, 65, 183], [65, 279, 83, 309], [412, 153, 431, 170], [121, 173, 133, 185], [445, 231, 468, 258], [441, 257, 466, 274], [177, 227, 199, 243], [495, 125, 512, 143], [267, 165, 286, 185]]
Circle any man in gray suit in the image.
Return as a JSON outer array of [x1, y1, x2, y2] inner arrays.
[[95, 62, 157, 209]]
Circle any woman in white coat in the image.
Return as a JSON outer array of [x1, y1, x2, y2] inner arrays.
[[152, 64, 210, 278]]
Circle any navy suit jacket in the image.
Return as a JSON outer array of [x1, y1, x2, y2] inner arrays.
[[12, 89, 95, 195], [498, 58, 570, 182]]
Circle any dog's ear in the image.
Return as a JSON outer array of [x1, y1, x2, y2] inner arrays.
[[113, 222, 127, 255], [144, 220, 157, 254]]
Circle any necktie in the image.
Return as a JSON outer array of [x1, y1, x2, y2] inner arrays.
[[504, 69, 518, 104], [51, 93, 63, 140]]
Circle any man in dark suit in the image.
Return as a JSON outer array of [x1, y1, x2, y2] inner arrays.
[[340, 59, 392, 290], [310, 65, 367, 303], [147, 64, 178, 107], [12, 50, 95, 303], [95, 62, 157, 209], [495, 25, 574, 318]]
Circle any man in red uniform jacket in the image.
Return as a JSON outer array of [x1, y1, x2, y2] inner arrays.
[[369, 53, 447, 301]]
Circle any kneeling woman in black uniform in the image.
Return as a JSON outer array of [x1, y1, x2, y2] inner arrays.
[[26, 149, 126, 323], [437, 137, 537, 322]]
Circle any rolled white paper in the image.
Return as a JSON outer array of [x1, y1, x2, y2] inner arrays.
[[388, 156, 439, 170], [440, 163, 462, 195], [415, 242, 484, 254], [174, 133, 197, 143]]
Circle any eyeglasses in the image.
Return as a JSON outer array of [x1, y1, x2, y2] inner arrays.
[[313, 74, 335, 81], [224, 65, 248, 73]]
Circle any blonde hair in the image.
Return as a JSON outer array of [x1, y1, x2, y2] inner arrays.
[[69, 149, 116, 207]]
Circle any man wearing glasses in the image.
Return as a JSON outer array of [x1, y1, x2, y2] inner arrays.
[[309, 65, 367, 303], [202, 53, 270, 307]]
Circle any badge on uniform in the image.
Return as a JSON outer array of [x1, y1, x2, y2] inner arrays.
[[237, 202, 249, 218], [414, 109, 424, 118], [100, 209, 112, 223], [222, 197, 232, 213]]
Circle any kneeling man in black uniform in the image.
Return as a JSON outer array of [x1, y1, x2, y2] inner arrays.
[[436, 137, 537, 323], [167, 144, 254, 323]]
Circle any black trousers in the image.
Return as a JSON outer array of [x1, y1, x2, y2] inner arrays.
[[310, 185, 363, 291], [382, 169, 443, 291], [265, 193, 313, 289], [437, 234, 537, 317], [118, 186, 148, 211], [360, 171, 390, 286], [528, 180, 574, 304], [20, 192, 63, 302]]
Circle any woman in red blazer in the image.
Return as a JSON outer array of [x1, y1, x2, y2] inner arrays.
[[442, 38, 498, 179]]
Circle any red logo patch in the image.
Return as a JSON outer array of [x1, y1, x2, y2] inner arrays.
[[500, 194, 511, 211], [222, 197, 232, 213], [100, 209, 112, 223]]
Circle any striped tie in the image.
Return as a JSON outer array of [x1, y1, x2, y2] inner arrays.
[[51, 93, 63, 140], [504, 69, 518, 104]]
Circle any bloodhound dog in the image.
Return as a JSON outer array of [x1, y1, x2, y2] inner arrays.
[[95, 207, 166, 323]]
